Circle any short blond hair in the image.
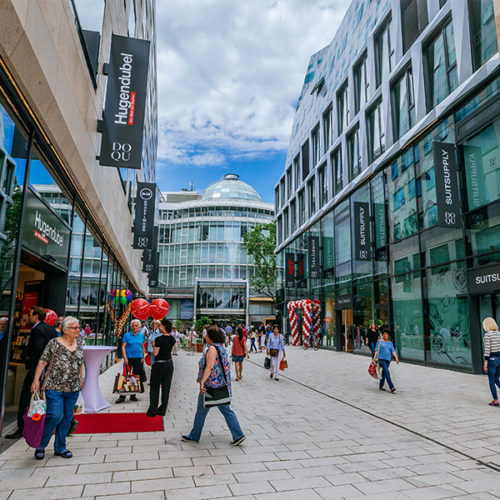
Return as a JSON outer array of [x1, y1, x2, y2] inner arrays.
[[483, 317, 499, 332]]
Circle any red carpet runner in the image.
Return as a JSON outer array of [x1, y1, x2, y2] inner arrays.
[[72, 413, 164, 434]]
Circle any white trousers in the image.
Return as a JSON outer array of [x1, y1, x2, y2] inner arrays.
[[270, 351, 283, 379]]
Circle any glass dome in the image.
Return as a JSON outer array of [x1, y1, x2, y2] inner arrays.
[[201, 174, 261, 201]]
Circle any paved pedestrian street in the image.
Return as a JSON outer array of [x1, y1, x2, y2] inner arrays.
[[1, 348, 500, 499]]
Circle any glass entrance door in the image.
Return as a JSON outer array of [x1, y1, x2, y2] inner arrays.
[[340, 309, 353, 352], [478, 294, 500, 356]]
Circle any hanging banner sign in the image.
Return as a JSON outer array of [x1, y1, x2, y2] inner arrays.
[[148, 252, 160, 288], [99, 34, 150, 169], [133, 182, 156, 249], [308, 235, 320, 279], [353, 201, 371, 261], [285, 252, 295, 288], [296, 252, 306, 288], [142, 226, 158, 272], [433, 142, 461, 228], [468, 264, 500, 294]]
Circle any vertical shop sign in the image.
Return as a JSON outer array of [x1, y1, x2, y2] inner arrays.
[[308, 235, 320, 279], [148, 252, 159, 288], [285, 252, 295, 288], [353, 202, 371, 260], [133, 182, 156, 249], [433, 142, 461, 228], [373, 203, 386, 248], [99, 35, 150, 169], [463, 145, 486, 209], [142, 226, 158, 272], [296, 252, 306, 288]]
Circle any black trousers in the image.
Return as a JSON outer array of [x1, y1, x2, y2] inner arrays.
[[148, 360, 174, 415], [127, 358, 146, 394], [17, 369, 34, 431]]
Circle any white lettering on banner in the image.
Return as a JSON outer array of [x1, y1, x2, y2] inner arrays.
[[114, 52, 136, 126], [441, 149, 453, 206], [34, 211, 64, 247], [359, 205, 365, 246], [111, 142, 132, 161], [475, 273, 500, 285], [468, 152, 481, 208]]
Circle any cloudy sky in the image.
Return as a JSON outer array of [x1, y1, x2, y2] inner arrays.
[[79, 1, 350, 203]]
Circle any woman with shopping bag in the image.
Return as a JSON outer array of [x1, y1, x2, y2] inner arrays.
[[30, 316, 84, 460], [267, 325, 285, 381]]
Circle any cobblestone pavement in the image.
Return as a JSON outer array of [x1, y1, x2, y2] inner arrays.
[[1, 347, 500, 499]]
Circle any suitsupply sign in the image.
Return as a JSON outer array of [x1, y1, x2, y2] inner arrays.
[[99, 35, 150, 169]]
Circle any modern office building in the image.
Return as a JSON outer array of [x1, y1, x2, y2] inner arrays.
[[152, 174, 275, 326], [0, 1, 157, 431], [274, 0, 499, 373]]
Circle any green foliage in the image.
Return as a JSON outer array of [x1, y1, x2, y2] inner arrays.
[[174, 319, 183, 332], [194, 316, 211, 335], [243, 222, 276, 300]]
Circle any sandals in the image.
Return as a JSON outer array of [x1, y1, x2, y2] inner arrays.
[[34, 449, 45, 460], [390, 388, 397, 393], [54, 450, 73, 458], [489, 401, 499, 407]]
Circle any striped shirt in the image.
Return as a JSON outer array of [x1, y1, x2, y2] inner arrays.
[[484, 330, 500, 360]]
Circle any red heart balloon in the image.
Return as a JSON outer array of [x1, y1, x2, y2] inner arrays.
[[150, 299, 169, 320], [45, 309, 58, 326], [130, 298, 150, 320]]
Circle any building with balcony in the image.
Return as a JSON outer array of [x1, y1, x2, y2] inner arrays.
[[153, 174, 275, 326], [274, 0, 499, 373]]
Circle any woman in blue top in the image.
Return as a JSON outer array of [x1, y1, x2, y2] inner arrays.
[[267, 325, 285, 381], [374, 329, 399, 393], [182, 326, 245, 446]]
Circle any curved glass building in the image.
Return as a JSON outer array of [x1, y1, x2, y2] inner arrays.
[[155, 174, 274, 325]]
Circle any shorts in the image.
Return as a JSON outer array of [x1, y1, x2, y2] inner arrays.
[[232, 355, 244, 362]]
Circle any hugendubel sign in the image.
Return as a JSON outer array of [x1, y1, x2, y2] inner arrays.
[[99, 35, 150, 169], [433, 142, 461, 228], [133, 182, 156, 250], [353, 201, 371, 261]]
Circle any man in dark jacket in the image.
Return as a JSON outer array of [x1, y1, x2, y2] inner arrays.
[[5, 306, 57, 439]]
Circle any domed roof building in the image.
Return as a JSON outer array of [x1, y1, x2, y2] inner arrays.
[[153, 174, 275, 326]]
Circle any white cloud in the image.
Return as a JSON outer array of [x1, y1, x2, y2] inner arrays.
[[155, 0, 350, 167]]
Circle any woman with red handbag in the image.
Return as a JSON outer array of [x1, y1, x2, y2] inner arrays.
[[267, 325, 285, 381]]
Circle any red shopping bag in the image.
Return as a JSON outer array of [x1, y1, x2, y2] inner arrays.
[[368, 360, 378, 379], [279, 357, 288, 371]]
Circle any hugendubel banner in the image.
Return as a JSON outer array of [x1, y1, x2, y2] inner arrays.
[[99, 34, 150, 169], [308, 235, 320, 279], [353, 201, 371, 261], [285, 252, 295, 288], [133, 182, 156, 249], [433, 141, 461, 228]]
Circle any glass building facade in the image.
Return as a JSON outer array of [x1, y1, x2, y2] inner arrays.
[[275, 0, 499, 373], [153, 174, 275, 325]]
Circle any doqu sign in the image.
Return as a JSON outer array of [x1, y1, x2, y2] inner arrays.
[[99, 35, 150, 169]]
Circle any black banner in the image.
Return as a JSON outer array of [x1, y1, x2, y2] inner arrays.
[[353, 201, 371, 261], [133, 182, 156, 249], [142, 226, 158, 272], [433, 142, 461, 228], [296, 252, 306, 288], [285, 253, 295, 288], [99, 35, 150, 169], [468, 264, 500, 294], [308, 235, 320, 279], [148, 251, 160, 288]]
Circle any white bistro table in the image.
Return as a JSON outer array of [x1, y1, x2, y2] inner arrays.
[[81, 346, 116, 413]]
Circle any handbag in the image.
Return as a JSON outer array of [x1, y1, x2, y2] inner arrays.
[[264, 356, 271, 369], [279, 358, 288, 371], [23, 391, 47, 448], [269, 348, 279, 357], [203, 346, 231, 407], [113, 364, 142, 394], [368, 360, 379, 379]]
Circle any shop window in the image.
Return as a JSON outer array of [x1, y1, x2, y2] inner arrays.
[[462, 117, 500, 211], [371, 173, 387, 250], [354, 52, 369, 114], [347, 127, 361, 181], [337, 83, 349, 134], [312, 124, 320, 166], [367, 100, 385, 163], [323, 105, 333, 152], [401, 0, 428, 54], [321, 210, 334, 279], [467, 203, 500, 266], [334, 202, 351, 266], [424, 19, 458, 111], [375, 18, 395, 88], [391, 66, 415, 140], [302, 140, 310, 180], [332, 147, 343, 195], [468, 0, 498, 71]]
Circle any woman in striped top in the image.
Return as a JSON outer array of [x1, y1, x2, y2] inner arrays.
[[483, 317, 500, 407]]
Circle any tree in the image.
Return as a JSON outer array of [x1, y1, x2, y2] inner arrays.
[[243, 222, 276, 301]]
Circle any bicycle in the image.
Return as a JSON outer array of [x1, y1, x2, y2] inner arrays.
[[302, 335, 322, 350]]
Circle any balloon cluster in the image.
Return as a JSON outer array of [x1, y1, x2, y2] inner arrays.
[[131, 298, 169, 320], [109, 289, 133, 306]]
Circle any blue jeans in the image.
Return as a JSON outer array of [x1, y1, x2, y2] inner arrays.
[[187, 392, 244, 442], [487, 357, 500, 400], [39, 390, 79, 452], [250, 338, 257, 352], [379, 359, 394, 390], [369, 342, 377, 358]]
